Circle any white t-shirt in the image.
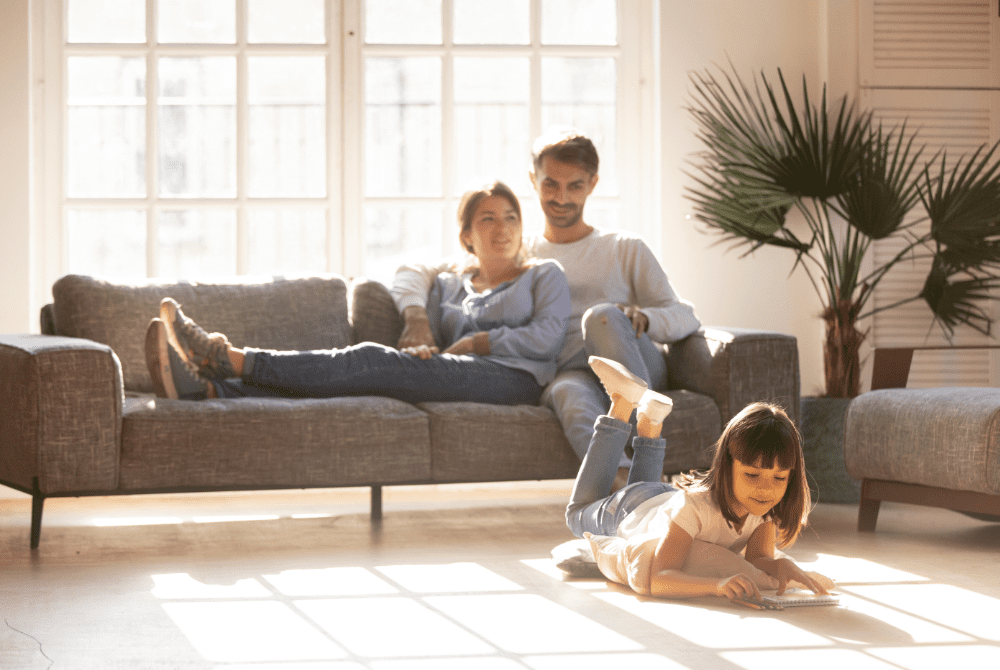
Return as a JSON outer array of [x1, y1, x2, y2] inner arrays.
[[617, 488, 765, 555]]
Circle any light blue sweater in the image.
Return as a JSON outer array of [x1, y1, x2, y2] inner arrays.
[[426, 260, 570, 386]]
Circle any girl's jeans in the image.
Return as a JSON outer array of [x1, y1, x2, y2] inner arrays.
[[209, 342, 542, 406], [566, 415, 673, 537]]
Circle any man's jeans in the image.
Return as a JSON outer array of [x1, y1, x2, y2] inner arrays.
[[210, 342, 542, 405], [566, 415, 672, 537], [542, 303, 668, 466]]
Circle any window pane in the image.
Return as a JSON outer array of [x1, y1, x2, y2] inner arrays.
[[158, 58, 236, 197], [454, 0, 529, 45], [67, 57, 146, 198], [453, 58, 529, 195], [542, 57, 617, 195], [248, 57, 326, 197], [365, 58, 441, 197], [248, 0, 325, 43], [541, 0, 617, 45], [158, 210, 237, 277], [364, 206, 445, 286], [247, 210, 327, 275], [159, 0, 235, 44], [67, 0, 144, 43], [365, 0, 441, 44], [67, 210, 146, 277]]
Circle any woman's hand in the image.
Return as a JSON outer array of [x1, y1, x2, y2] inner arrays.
[[397, 306, 440, 352], [442, 336, 475, 356], [716, 573, 763, 603], [773, 558, 829, 595], [401, 344, 436, 360]]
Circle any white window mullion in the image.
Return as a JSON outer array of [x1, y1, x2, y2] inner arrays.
[[342, 0, 364, 278], [235, 0, 248, 275], [441, 0, 454, 245], [146, 0, 158, 277], [529, 0, 542, 146], [327, 0, 344, 275]]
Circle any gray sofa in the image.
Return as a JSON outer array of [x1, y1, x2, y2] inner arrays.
[[0, 273, 801, 549]]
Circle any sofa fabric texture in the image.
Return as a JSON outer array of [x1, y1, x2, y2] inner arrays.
[[845, 387, 1000, 495], [51, 274, 352, 393]]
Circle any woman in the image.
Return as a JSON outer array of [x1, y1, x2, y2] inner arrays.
[[146, 181, 570, 406]]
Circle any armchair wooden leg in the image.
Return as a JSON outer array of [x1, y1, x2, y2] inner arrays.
[[858, 479, 880, 532], [370, 485, 383, 526], [30, 477, 44, 550]]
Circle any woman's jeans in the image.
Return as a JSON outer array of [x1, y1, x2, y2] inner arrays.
[[209, 342, 543, 406], [566, 415, 673, 537]]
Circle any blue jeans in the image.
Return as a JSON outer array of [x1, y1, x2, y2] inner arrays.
[[543, 303, 668, 466], [210, 342, 542, 405], [566, 415, 673, 537]]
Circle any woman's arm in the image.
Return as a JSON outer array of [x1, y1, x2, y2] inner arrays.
[[648, 522, 763, 602], [469, 261, 570, 361], [746, 521, 829, 595]]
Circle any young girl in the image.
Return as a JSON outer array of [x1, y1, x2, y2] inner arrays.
[[568, 356, 831, 604]]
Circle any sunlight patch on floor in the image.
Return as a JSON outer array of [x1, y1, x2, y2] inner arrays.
[[594, 591, 831, 649], [376, 562, 525, 593], [868, 644, 1000, 669], [832, 593, 973, 643], [843, 584, 1000, 641], [295, 597, 495, 657], [193, 514, 281, 523], [92, 516, 183, 526], [152, 573, 271, 599], [162, 601, 346, 663], [520, 558, 609, 589], [722, 648, 897, 670], [523, 652, 695, 669], [797, 553, 929, 584], [264, 567, 399, 597], [425, 593, 644, 654]]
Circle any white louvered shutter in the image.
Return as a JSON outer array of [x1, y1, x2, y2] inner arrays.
[[861, 0, 1000, 387]]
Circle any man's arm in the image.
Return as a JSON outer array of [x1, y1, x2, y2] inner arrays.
[[391, 261, 450, 350], [624, 239, 701, 344]]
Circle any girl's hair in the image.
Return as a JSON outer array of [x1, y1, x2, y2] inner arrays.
[[454, 180, 535, 273], [676, 402, 810, 547]]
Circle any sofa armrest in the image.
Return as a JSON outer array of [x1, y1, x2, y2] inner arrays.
[[666, 327, 800, 426], [0, 334, 123, 495]]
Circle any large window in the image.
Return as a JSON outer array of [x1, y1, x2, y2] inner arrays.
[[46, 0, 655, 285]]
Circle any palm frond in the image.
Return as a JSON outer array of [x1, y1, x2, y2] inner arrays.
[[919, 255, 1000, 338]]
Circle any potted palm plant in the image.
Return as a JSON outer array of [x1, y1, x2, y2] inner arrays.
[[686, 65, 1000, 400], [686, 66, 1000, 502]]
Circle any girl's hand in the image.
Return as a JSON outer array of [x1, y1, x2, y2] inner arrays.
[[716, 574, 762, 603], [774, 558, 829, 595]]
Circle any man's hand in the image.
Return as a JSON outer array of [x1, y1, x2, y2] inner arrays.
[[398, 306, 440, 353], [616, 304, 649, 338]]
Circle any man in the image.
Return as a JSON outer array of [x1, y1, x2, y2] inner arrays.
[[391, 128, 700, 473]]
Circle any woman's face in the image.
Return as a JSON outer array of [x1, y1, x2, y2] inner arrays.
[[462, 195, 522, 265], [728, 458, 790, 519]]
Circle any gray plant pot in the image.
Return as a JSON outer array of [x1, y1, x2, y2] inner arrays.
[[799, 397, 860, 504]]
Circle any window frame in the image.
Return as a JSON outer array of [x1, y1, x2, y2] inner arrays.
[[34, 0, 659, 291]]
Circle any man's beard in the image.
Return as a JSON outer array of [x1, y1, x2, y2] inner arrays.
[[545, 202, 583, 228]]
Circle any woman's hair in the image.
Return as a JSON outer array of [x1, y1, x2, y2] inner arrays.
[[677, 402, 810, 547], [454, 180, 534, 272]]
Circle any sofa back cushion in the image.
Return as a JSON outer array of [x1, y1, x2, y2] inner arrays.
[[52, 274, 351, 393]]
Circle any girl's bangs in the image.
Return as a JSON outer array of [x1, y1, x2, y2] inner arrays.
[[729, 425, 798, 470]]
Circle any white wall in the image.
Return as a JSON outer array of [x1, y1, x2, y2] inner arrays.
[[0, 0, 33, 336], [658, 0, 841, 397]]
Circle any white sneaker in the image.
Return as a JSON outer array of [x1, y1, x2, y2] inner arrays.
[[588, 356, 647, 404], [637, 389, 673, 423]]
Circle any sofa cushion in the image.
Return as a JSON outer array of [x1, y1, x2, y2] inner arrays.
[[52, 274, 352, 393], [350, 277, 403, 347], [119, 395, 430, 491], [420, 402, 580, 482], [660, 389, 722, 474]]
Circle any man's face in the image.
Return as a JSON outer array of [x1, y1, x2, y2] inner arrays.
[[530, 156, 599, 229]]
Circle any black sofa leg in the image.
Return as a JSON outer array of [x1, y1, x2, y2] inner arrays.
[[370, 485, 382, 526], [30, 477, 44, 549]]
